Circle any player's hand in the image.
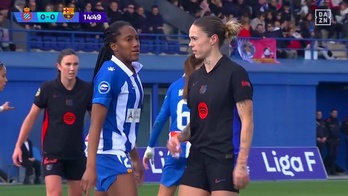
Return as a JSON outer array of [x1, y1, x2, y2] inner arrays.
[[1, 101, 14, 112], [81, 166, 97, 196], [142, 146, 155, 170], [233, 163, 250, 190], [133, 160, 144, 187], [167, 136, 181, 157], [12, 147, 22, 167]]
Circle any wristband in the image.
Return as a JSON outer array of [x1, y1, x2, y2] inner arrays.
[[0, 106, 3, 112]]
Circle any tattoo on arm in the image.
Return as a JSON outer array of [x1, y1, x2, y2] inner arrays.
[[179, 123, 191, 142]]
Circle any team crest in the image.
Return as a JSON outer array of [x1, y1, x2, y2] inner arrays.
[[21, 7, 32, 21], [199, 85, 208, 94], [62, 7, 75, 20]]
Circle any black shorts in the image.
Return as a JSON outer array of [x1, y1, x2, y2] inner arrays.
[[180, 147, 239, 193], [42, 156, 86, 180]]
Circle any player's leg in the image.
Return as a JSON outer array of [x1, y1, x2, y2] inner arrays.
[[157, 157, 186, 196], [42, 157, 64, 196], [96, 154, 137, 196], [64, 157, 86, 196], [206, 154, 239, 196], [64, 158, 86, 196], [178, 147, 210, 196]]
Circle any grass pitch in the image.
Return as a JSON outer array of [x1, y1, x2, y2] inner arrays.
[[0, 180, 347, 195]]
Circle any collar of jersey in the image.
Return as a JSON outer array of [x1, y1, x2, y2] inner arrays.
[[111, 55, 143, 77]]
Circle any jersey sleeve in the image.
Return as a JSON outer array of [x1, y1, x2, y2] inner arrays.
[[33, 82, 48, 108], [92, 63, 119, 108], [231, 66, 253, 103], [148, 85, 172, 147]]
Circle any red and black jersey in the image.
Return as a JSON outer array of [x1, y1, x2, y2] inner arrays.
[[187, 56, 253, 161], [34, 77, 92, 159]]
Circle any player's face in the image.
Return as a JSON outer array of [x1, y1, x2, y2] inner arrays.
[[111, 25, 140, 63], [189, 24, 212, 60], [0, 65, 7, 92], [57, 54, 79, 80]]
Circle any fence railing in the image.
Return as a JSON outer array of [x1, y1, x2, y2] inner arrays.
[[4, 28, 348, 60]]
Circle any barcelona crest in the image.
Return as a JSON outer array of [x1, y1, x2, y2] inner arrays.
[[63, 7, 75, 20], [21, 7, 32, 21]]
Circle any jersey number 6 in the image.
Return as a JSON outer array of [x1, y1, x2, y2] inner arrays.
[[176, 99, 190, 131]]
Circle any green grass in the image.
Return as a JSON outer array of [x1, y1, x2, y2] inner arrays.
[[0, 180, 347, 195]]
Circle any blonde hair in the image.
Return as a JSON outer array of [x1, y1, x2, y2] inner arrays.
[[225, 19, 241, 40]]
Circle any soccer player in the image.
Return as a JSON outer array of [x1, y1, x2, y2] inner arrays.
[[12, 49, 92, 196], [81, 21, 144, 196], [142, 54, 203, 196], [167, 15, 254, 196], [0, 61, 14, 112]]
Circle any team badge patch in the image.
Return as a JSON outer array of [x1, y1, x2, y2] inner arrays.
[[98, 81, 110, 94], [35, 88, 41, 97]]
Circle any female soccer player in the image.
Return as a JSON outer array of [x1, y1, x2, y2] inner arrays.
[[12, 49, 92, 196], [167, 15, 254, 196], [81, 21, 144, 196], [0, 61, 14, 112], [142, 55, 203, 196]]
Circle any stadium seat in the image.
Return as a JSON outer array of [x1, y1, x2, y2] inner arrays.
[[140, 39, 154, 53], [155, 40, 167, 54], [29, 35, 42, 50], [72, 37, 86, 52], [84, 37, 99, 52], [55, 36, 71, 51], [41, 36, 57, 51]]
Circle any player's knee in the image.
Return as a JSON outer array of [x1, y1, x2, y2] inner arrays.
[[46, 187, 62, 196]]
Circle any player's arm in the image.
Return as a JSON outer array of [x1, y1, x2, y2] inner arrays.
[[236, 100, 253, 166], [130, 144, 140, 161], [86, 68, 116, 169], [15, 104, 42, 149], [177, 123, 191, 142], [148, 87, 172, 148], [232, 66, 254, 167], [15, 85, 47, 148]]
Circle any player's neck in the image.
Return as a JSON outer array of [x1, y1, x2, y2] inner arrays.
[[204, 49, 223, 73], [61, 77, 76, 91]]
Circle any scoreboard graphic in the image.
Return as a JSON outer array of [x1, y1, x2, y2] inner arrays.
[[14, 7, 108, 23]]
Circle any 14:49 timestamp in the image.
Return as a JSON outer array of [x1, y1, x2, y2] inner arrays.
[[80, 12, 107, 23]]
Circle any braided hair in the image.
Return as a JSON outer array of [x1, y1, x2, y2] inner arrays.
[[93, 21, 132, 80]]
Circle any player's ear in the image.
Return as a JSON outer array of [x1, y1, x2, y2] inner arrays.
[[110, 42, 118, 52], [56, 63, 61, 71]]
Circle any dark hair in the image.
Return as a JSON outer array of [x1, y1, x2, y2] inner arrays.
[[183, 54, 204, 99], [192, 15, 240, 47], [93, 21, 131, 80], [0, 61, 5, 71], [56, 48, 78, 78]]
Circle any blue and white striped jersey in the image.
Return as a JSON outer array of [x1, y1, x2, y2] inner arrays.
[[91, 55, 144, 156]]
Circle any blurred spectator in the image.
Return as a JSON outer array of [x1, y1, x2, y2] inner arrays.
[[209, 0, 223, 17], [119, 0, 137, 12], [122, 3, 138, 28], [250, 13, 265, 31], [300, 13, 318, 39], [25, 1, 41, 30], [134, 6, 148, 35], [107, 1, 123, 25], [238, 15, 252, 37], [265, 11, 275, 25], [252, 0, 269, 18], [170, 0, 184, 9], [280, 1, 292, 22], [316, 110, 328, 158], [237, 0, 251, 17], [147, 5, 165, 37], [0, 0, 11, 18], [325, 109, 341, 175], [268, 0, 279, 13], [222, 0, 238, 18], [182, 0, 202, 17], [9, 0, 26, 18], [0, 13, 11, 51], [252, 24, 265, 37]]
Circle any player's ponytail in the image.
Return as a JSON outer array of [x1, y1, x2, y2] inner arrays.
[[93, 45, 112, 80]]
